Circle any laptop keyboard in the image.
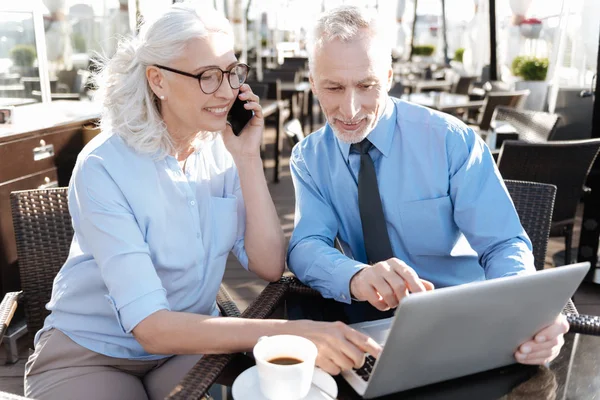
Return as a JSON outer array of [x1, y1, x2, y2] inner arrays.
[[354, 354, 376, 381]]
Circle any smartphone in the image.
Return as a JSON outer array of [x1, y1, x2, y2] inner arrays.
[[227, 96, 254, 136]]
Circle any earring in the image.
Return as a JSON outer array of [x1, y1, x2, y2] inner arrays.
[[159, 95, 165, 100]]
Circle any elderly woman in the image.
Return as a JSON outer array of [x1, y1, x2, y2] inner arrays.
[[24, 3, 381, 400]]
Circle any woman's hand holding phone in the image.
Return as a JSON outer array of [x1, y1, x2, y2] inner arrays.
[[222, 84, 264, 161]]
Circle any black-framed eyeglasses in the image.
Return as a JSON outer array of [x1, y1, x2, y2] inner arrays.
[[154, 63, 250, 94]]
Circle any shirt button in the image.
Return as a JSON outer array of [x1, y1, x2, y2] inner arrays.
[[341, 294, 347, 300], [196, 233, 201, 239], [190, 200, 196, 206]]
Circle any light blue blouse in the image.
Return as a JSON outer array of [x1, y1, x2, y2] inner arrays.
[[37, 131, 248, 360]]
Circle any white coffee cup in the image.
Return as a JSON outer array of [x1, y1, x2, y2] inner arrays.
[[253, 335, 318, 400]]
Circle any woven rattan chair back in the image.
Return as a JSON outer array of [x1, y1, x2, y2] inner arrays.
[[492, 106, 561, 143], [452, 75, 478, 95], [478, 90, 530, 131], [498, 139, 600, 264], [10, 188, 241, 344], [498, 139, 600, 223], [10, 188, 72, 342], [504, 180, 556, 271]]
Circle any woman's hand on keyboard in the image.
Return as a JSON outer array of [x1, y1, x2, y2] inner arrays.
[[292, 320, 382, 375]]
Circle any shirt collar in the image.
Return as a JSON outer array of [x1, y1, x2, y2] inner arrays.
[[336, 96, 396, 162]]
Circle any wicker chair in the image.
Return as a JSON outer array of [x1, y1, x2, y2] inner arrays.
[[472, 90, 530, 131], [0, 188, 241, 399], [451, 75, 478, 95], [166, 180, 600, 400], [497, 139, 600, 265], [491, 106, 561, 144], [283, 118, 305, 147], [507, 180, 556, 271]]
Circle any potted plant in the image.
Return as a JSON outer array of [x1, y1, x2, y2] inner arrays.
[[411, 45, 436, 68], [511, 56, 527, 77], [412, 45, 436, 57], [71, 33, 87, 54], [519, 58, 549, 81], [512, 56, 549, 111], [454, 48, 465, 63], [9, 44, 37, 75]]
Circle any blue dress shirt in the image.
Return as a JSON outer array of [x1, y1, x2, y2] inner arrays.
[[37, 131, 248, 360], [287, 97, 534, 304]]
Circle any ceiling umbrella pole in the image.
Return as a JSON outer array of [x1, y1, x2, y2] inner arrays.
[[441, 0, 449, 65], [409, 0, 418, 60], [489, 0, 498, 81]]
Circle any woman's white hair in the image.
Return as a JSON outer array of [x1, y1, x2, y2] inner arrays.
[[92, 2, 232, 158], [307, 5, 394, 73]]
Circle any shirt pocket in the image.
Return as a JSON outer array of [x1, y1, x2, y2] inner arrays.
[[210, 195, 239, 257], [398, 195, 459, 256]]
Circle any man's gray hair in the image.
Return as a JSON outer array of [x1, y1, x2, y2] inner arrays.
[[307, 5, 394, 73], [92, 2, 232, 158]]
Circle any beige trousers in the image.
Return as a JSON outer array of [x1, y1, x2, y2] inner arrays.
[[24, 329, 202, 400]]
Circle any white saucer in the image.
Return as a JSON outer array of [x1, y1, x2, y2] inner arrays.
[[231, 366, 338, 400]]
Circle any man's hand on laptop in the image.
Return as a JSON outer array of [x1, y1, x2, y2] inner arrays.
[[350, 258, 434, 310], [293, 320, 383, 375], [514, 314, 569, 365]]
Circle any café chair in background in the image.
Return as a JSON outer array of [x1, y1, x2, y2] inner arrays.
[[452, 75, 478, 96], [262, 69, 299, 85], [284, 118, 305, 146], [470, 90, 530, 131], [497, 139, 600, 265], [491, 106, 561, 144]]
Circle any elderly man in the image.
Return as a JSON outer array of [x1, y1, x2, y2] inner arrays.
[[287, 5, 567, 366]]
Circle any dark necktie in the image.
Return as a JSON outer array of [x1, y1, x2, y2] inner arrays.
[[352, 139, 394, 263]]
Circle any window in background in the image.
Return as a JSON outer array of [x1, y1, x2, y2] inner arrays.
[[0, 1, 137, 106], [41, 0, 137, 102], [0, 8, 47, 107], [553, 0, 598, 87]]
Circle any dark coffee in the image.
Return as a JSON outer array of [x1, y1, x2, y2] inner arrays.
[[268, 356, 303, 365]]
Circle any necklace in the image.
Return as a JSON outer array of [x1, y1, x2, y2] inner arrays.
[[176, 143, 197, 173], [178, 151, 192, 173], [179, 145, 194, 173], [180, 157, 188, 173]]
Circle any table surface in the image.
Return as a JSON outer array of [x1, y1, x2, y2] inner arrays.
[[0, 84, 25, 91], [0, 99, 286, 144], [280, 81, 311, 92], [0, 97, 37, 107], [0, 100, 101, 141], [402, 92, 484, 111], [399, 79, 453, 89], [216, 333, 600, 399]]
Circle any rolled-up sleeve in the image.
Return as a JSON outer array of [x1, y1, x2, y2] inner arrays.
[[73, 154, 170, 333], [446, 124, 535, 278], [287, 146, 365, 303]]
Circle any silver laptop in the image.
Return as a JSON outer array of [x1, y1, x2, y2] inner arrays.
[[342, 262, 590, 399]]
